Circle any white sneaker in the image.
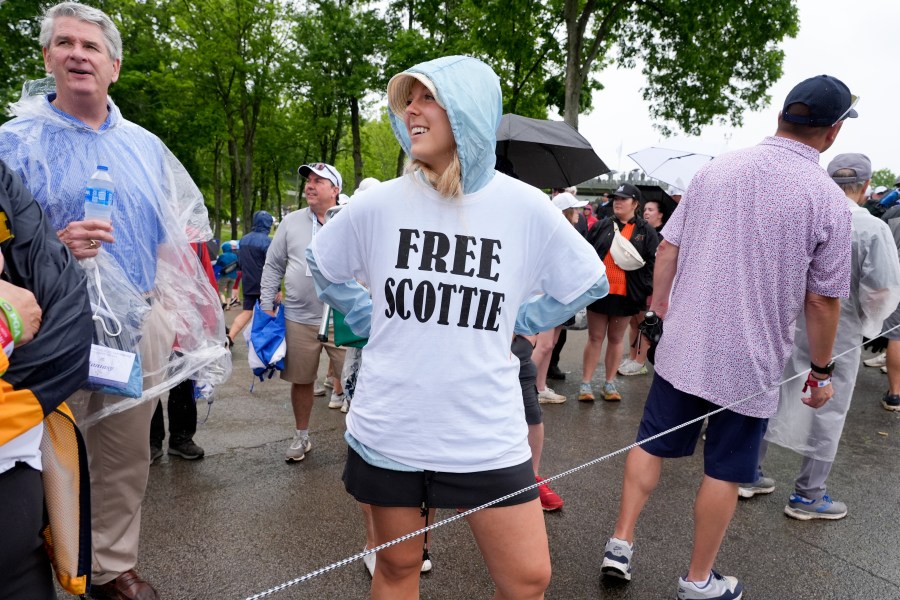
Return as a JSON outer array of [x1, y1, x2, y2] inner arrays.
[[363, 549, 376, 578], [324, 377, 334, 390], [864, 353, 887, 368], [538, 387, 566, 404], [313, 381, 326, 396], [618, 360, 648, 376], [340, 396, 350, 413], [362, 550, 432, 577], [285, 434, 311, 462], [328, 392, 345, 409]]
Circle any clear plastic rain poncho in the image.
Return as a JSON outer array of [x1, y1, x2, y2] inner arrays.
[[0, 82, 231, 427], [766, 202, 900, 461]]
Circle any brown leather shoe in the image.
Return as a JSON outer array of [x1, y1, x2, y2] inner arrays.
[[90, 570, 160, 600]]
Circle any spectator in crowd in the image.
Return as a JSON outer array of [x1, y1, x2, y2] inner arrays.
[[227, 210, 275, 345], [215, 241, 239, 310], [581, 183, 658, 398], [642, 198, 666, 236], [308, 55, 606, 599], [599, 74, 855, 600], [150, 240, 219, 463], [0, 160, 92, 599], [748, 153, 900, 521], [546, 187, 583, 382], [583, 204, 598, 229], [0, 4, 225, 597], [533, 192, 589, 404], [260, 163, 347, 462], [596, 192, 614, 219]]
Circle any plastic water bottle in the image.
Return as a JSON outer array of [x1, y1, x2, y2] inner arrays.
[[84, 165, 115, 222]]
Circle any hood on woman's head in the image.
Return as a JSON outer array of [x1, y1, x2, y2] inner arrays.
[[387, 56, 502, 196]]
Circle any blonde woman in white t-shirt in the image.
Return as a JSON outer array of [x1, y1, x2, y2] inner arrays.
[[308, 56, 608, 599]]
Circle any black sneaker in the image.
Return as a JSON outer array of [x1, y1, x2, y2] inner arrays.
[[882, 391, 900, 412], [168, 439, 205, 460], [150, 445, 164, 464], [547, 365, 566, 380]]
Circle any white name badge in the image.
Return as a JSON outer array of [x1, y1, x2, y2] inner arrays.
[[88, 344, 136, 386]]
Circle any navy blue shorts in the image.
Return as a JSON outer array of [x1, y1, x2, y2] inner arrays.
[[242, 294, 260, 311], [343, 447, 539, 509], [636, 374, 767, 483]]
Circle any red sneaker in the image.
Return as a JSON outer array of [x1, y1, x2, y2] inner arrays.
[[536, 475, 564, 511]]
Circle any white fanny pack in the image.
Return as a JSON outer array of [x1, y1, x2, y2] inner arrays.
[[609, 221, 645, 271]]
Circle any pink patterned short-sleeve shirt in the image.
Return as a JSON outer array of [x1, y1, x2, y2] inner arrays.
[[657, 136, 851, 418]]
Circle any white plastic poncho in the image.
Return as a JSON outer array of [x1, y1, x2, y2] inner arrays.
[[766, 200, 900, 461], [0, 90, 231, 426]]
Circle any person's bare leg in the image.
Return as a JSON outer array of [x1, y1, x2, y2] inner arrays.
[[612, 447, 663, 543], [533, 327, 561, 392], [887, 340, 900, 395], [369, 506, 427, 600], [604, 316, 630, 383], [467, 500, 550, 600], [582, 312, 609, 384], [290, 383, 314, 430], [528, 423, 544, 476], [361, 503, 376, 549], [685, 476, 739, 582], [627, 316, 639, 361]]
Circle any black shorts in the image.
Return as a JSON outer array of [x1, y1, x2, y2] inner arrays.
[[242, 294, 260, 311], [343, 447, 539, 509], [512, 335, 542, 425], [636, 374, 767, 483], [587, 293, 643, 317]]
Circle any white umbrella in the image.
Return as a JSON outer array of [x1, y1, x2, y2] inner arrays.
[[628, 147, 715, 192]]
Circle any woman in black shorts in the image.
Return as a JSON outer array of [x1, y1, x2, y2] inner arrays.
[[307, 56, 605, 599], [580, 184, 659, 401]]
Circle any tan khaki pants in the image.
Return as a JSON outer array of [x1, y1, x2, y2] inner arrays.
[[69, 303, 174, 584]]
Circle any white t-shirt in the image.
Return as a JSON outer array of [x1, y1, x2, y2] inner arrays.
[[312, 172, 602, 472]]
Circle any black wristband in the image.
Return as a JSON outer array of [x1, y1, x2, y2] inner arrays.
[[810, 360, 835, 375]]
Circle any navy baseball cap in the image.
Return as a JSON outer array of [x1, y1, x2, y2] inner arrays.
[[781, 75, 858, 127]]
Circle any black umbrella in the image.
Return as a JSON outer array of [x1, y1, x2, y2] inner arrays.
[[495, 114, 610, 189]]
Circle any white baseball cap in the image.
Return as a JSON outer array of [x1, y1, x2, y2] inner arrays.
[[552, 192, 588, 211]]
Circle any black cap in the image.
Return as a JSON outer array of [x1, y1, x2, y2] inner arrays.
[[612, 183, 642, 201], [782, 75, 858, 127]]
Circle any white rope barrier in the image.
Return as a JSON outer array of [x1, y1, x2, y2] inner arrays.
[[243, 325, 895, 599]]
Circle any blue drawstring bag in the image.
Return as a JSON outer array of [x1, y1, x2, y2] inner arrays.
[[247, 302, 286, 382]]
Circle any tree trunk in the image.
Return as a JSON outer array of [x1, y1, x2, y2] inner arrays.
[[563, 0, 582, 129], [274, 163, 282, 219], [213, 139, 223, 242], [350, 96, 363, 190], [228, 138, 239, 240]]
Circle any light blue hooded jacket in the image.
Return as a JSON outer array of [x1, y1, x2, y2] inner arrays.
[[388, 55, 502, 195], [306, 56, 607, 338]]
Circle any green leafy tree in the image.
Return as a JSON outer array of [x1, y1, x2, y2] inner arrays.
[[0, 0, 44, 111], [465, 0, 565, 118], [561, 0, 800, 132], [872, 168, 897, 190], [171, 0, 292, 237]]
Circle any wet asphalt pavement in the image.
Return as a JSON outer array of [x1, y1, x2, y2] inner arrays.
[[61, 325, 900, 600]]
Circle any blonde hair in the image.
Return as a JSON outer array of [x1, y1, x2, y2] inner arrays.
[[407, 154, 463, 199]]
